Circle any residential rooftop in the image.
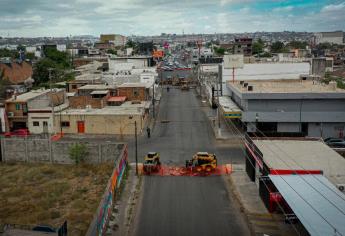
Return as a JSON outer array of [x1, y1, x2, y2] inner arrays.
[[58, 101, 150, 116], [230, 79, 345, 93], [253, 139, 345, 185], [78, 84, 115, 90], [5, 89, 63, 102], [118, 82, 152, 88]]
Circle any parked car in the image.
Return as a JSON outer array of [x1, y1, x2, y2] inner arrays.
[[4, 129, 30, 137]]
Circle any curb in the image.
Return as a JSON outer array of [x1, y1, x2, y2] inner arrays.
[[226, 175, 257, 236]]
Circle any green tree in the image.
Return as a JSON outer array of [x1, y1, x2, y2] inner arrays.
[[271, 41, 288, 53], [69, 143, 88, 165], [44, 48, 71, 68], [287, 41, 308, 49], [17, 44, 26, 52], [214, 47, 225, 55], [32, 58, 57, 85], [25, 52, 36, 61], [0, 48, 18, 58], [107, 49, 117, 55], [260, 52, 272, 57], [0, 74, 12, 98], [252, 41, 264, 55]]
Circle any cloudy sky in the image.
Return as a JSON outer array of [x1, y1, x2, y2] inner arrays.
[[0, 0, 344, 37]]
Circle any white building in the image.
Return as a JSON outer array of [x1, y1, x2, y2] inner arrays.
[[314, 31, 344, 45]]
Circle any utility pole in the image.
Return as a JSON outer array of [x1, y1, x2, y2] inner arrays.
[[135, 120, 138, 176], [152, 84, 155, 119], [48, 68, 55, 135]]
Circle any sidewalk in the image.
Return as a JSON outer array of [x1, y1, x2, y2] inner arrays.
[[109, 164, 142, 236], [226, 165, 297, 236]]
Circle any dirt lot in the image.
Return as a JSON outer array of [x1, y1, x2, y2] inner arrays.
[[0, 163, 114, 236]]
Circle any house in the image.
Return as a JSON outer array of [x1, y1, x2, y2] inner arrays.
[[117, 83, 151, 101], [54, 102, 149, 135], [5, 88, 67, 132], [68, 84, 115, 109]]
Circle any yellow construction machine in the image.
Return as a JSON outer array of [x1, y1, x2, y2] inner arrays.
[[185, 152, 217, 172], [143, 152, 161, 174]]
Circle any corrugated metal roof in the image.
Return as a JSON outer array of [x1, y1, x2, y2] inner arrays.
[[269, 174, 345, 236], [254, 140, 345, 185]]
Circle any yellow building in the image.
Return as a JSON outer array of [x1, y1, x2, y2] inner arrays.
[[54, 103, 149, 135]]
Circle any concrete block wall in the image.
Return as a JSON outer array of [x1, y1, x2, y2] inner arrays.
[[1, 137, 125, 164]]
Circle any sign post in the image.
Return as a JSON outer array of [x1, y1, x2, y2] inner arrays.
[[223, 54, 244, 83]]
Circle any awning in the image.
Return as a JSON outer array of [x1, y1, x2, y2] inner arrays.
[[90, 90, 108, 95], [269, 174, 345, 236], [218, 96, 242, 119], [107, 96, 127, 102]]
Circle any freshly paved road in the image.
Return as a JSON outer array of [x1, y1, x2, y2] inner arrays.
[[132, 87, 250, 236]]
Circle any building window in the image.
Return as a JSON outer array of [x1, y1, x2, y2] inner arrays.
[[133, 88, 139, 97], [72, 85, 77, 89], [61, 121, 70, 127], [15, 103, 21, 110], [33, 121, 39, 127], [43, 121, 48, 127]]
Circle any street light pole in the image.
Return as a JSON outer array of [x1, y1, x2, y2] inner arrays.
[[152, 84, 155, 119], [135, 120, 138, 176]]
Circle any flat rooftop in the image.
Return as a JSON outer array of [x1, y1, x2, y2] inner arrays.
[[58, 102, 149, 116], [118, 82, 151, 88], [6, 89, 63, 102], [230, 80, 345, 93], [253, 139, 345, 185], [218, 96, 241, 113], [78, 84, 115, 90]]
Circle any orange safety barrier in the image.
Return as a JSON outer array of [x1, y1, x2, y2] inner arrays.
[[141, 164, 232, 176]]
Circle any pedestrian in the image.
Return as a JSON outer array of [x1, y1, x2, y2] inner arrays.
[[147, 127, 151, 138], [167, 86, 170, 92]]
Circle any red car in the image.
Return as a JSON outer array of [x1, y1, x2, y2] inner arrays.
[[4, 129, 30, 137]]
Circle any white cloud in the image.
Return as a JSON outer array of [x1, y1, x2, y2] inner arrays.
[[321, 2, 345, 12], [273, 6, 294, 12]]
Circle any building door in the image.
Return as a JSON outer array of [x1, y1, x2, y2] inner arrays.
[[43, 121, 48, 134], [77, 121, 85, 133]]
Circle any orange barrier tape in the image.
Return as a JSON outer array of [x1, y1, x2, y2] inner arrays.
[[141, 164, 232, 177]]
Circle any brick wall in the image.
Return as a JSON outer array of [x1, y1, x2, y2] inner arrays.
[[118, 87, 146, 101], [68, 95, 107, 109]]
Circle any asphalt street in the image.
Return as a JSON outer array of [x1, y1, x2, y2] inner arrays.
[[132, 87, 250, 236]]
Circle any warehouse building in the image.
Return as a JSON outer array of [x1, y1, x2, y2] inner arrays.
[[227, 79, 345, 138], [245, 138, 345, 236]]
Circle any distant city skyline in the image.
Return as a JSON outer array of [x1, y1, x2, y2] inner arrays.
[[0, 0, 344, 37]]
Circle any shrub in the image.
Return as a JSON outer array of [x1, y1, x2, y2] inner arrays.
[[69, 143, 88, 165]]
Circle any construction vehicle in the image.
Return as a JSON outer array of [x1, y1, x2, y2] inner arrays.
[[185, 152, 217, 172], [143, 152, 161, 174]]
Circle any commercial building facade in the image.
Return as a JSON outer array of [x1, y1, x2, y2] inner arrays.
[[227, 80, 345, 138]]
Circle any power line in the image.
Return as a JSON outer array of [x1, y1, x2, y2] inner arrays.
[[243, 122, 345, 235], [222, 117, 343, 235], [249, 123, 345, 213]]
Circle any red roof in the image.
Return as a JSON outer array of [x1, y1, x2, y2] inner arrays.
[[107, 96, 126, 102]]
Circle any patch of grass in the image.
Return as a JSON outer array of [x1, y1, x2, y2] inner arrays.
[[0, 163, 113, 235]]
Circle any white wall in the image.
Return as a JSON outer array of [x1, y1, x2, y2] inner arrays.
[[57, 44, 67, 52], [223, 62, 310, 81], [28, 113, 53, 134], [0, 108, 6, 132]]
